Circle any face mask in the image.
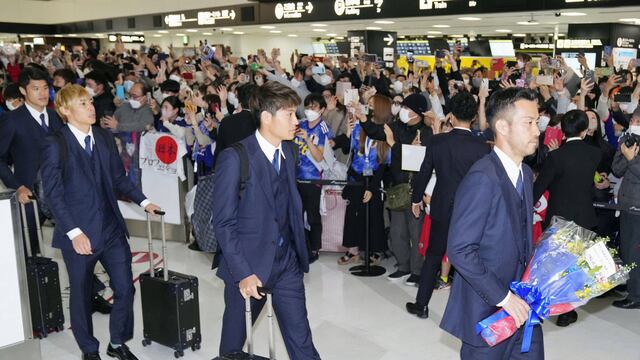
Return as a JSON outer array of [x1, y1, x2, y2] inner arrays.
[[538, 115, 550, 132], [169, 74, 182, 83], [6, 100, 19, 111], [629, 125, 640, 136], [228, 92, 239, 107], [161, 108, 174, 119], [313, 74, 332, 86], [123, 80, 135, 93], [472, 78, 482, 88], [399, 108, 413, 124], [567, 102, 578, 111], [255, 77, 264, 86], [391, 104, 401, 116], [393, 81, 403, 94], [290, 78, 301, 88], [517, 60, 525, 69], [463, 78, 470, 86], [304, 109, 321, 122], [619, 102, 638, 114], [85, 86, 96, 98], [129, 99, 142, 109]]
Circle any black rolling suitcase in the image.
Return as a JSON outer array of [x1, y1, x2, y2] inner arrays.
[[214, 288, 276, 360], [139, 211, 202, 358], [21, 199, 65, 338]]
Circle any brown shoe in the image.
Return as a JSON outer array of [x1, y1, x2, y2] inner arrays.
[[337, 252, 360, 265]]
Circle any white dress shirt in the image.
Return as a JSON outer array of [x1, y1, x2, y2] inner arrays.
[[66, 123, 149, 241], [565, 137, 582, 143], [25, 102, 49, 127], [255, 130, 286, 172], [492, 145, 524, 307]]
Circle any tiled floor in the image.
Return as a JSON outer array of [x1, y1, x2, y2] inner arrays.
[[39, 230, 640, 360]]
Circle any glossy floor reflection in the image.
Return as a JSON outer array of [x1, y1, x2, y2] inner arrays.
[[40, 232, 640, 360]]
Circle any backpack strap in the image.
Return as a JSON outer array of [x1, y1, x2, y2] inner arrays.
[[230, 143, 250, 199]]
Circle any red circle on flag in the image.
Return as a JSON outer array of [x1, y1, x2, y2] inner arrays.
[[155, 136, 178, 164]]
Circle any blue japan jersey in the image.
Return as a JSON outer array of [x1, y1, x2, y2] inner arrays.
[[294, 118, 334, 180], [350, 122, 390, 175]]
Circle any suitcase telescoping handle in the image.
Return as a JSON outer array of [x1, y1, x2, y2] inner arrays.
[[146, 209, 167, 281], [245, 287, 275, 360], [19, 195, 45, 258]]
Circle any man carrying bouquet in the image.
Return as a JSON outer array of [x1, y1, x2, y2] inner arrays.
[[441, 88, 544, 359]]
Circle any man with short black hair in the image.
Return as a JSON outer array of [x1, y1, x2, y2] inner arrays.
[[533, 109, 602, 327], [441, 88, 544, 359], [85, 70, 115, 121], [407, 92, 491, 319], [213, 81, 320, 359], [53, 68, 78, 91]]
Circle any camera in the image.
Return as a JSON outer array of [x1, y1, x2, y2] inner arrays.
[[624, 133, 640, 148]]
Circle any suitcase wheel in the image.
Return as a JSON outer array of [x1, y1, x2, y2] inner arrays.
[[191, 343, 201, 352], [174, 350, 184, 358], [141, 339, 152, 347]]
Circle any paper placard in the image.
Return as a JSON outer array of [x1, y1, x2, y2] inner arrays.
[[401, 144, 426, 172], [344, 88, 359, 106], [585, 242, 617, 280]]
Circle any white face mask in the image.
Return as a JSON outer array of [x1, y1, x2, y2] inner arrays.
[[85, 86, 96, 98], [123, 80, 135, 93], [129, 99, 142, 109], [391, 104, 401, 116], [304, 109, 321, 122], [538, 115, 551, 132], [290, 78, 301, 88], [5, 100, 19, 111], [393, 81, 403, 94], [399, 108, 413, 124], [169, 74, 182, 83], [161, 108, 174, 119], [629, 125, 640, 136], [228, 92, 239, 107], [517, 60, 525, 69], [619, 102, 638, 114], [313, 74, 332, 86]]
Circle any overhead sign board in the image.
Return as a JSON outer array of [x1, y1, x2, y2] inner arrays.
[[163, 4, 256, 29], [108, 34, 145, 43]]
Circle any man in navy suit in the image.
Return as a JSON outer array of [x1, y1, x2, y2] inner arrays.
[[213, 81, 320, 359], [407, 92, 491, 318], [0, 67, 64, 253], [40, 84, 160, 360], [440, 88, 544, 359]]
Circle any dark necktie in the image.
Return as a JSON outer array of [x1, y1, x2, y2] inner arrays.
[[272, 149, 280, 175], [84, 135, 92, 157], [39, 113, 49, 133], [516, 171, 524, 199]]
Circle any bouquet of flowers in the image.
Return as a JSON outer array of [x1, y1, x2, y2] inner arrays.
[[476, 217, 634, 353]]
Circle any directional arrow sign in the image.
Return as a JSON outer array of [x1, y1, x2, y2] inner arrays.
[[306, 2, 314, 14], [384, 34, 395, 46], [230, 10, 236, 20]]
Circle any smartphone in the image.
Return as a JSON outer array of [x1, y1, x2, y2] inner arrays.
[[506, 60, 518, 68], [544, 127, 564, 147], [584, 69, 595, 83], [407, 51, 414, 64], [182, 72, 194, 80], [536, 75, 554, 86], [614, 93, 631, 103], [548, 59, 561, 69], [435, 50, 445, 59], [116, 84, 126, 100], [515, 79, 526, 88], [481, 78, 489, 88]]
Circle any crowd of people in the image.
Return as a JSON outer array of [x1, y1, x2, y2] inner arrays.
[[1, 37, 639, 359]]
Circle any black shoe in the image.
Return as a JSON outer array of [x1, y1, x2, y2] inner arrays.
[[83, 353, 101, 360], [387, 270, 410, 282], [107, 344, 138, 360], [309, 251, 320, 264], [92, 296, 112, 315], [406, 302, 429, 319], [188, 241, 202, 251], [612, 298, 640, 309], [404, 274, 420, 287], [556, 310, 578, 327]]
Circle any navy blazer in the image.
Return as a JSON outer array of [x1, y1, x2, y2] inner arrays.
[[0, 105, 63, 190], [40, 125, 146, 251], [411, 128, 491, 222], [440, 151, 534, 347], [212, 134, 308, 284]]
